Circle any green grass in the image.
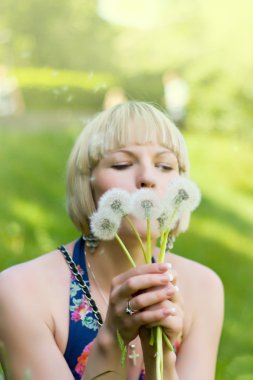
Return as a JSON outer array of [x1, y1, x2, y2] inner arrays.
[[0, 119, 252, 379], [178, 132, 253, 379]]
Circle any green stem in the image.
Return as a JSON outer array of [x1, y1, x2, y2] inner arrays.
[[160, 231, 165, 246], [115, 234, 136, 268], [146, 217, 151, 263], [158, 206, 179, 263], [149, 327, 155, 346], [158, 228, 170, 263], [125, 215, 147, 263], [162, 330, 174, 352], [156, 326, 163, 380]]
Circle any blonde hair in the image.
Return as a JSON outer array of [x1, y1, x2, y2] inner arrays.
[[67, 101, 190, 235]]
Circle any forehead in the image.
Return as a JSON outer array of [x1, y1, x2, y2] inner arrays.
[[104, 144, 178, 159]]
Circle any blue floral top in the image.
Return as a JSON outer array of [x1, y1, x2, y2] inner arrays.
[[62, 238, 147, 379]]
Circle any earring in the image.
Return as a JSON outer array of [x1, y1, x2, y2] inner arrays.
[[165, 234, 175, 253], [82, 233, 99, 254]]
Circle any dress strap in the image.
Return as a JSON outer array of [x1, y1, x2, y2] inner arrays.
[[72, 237, 86, 272], [58, 239, 103, 327]]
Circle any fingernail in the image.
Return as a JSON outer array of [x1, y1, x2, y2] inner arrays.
[[174, 285, 179, 292], [163, 308, 171, 316], [166, 287, 174, 295], [161, 276, 169, 284], [159, 263, 171, 271], [169, 307, 176, 315], [168, 273, 174, 282]]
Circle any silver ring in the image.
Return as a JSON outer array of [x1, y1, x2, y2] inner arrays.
[[125, 299, 138, 316]]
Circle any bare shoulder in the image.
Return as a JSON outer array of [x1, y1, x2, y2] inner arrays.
[[169, 252, 224, 297], [167, 253, 224, 337], [0, 241, 75, 320], [167, 254, 224, 378], [0, 243, 76, 379], [1, 244, 70, 290]]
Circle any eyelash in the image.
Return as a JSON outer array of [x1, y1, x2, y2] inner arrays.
[[111, 164, 173, 171], [156, 164, 173, 171], [111, 164, 131, 170]]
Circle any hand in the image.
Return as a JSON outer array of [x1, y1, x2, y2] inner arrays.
[[136, 266, 183, 376], [144, 266, 183, 344], [103, 263, 178, 345]]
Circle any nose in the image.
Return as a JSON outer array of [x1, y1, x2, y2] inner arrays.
[[136, 168, 156, 189]]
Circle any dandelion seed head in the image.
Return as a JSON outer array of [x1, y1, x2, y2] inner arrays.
[[98, 188, 131, 218], [174, 188, 189, 205], [90, 210, 120, 240], [165, 176, 201, 214], [157, 211, 171, 232], [157, 209, 179, 232], [130, 189, 163, 219]]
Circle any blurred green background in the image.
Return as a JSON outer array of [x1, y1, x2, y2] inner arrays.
[[0, 1, 253, 379]]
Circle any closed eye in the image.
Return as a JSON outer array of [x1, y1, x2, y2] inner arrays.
[[111, 163, 132, 170], [156, 164, 173, 171]]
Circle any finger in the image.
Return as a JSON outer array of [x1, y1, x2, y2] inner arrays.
[[112, 263, 172, 287], [145, 307, 183, 331], [140, 299, 184, 321], [158, 315, 184, 340], [129, 284, 177, 311], [146, 315, 183, 334], [170, 284, 184, 308], [115, 273, 171, 300], [167, 284, 181, 304], [164, 268, 178, 286], [132, 307, 173, 327]]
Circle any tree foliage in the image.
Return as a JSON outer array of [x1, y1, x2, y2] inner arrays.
[[0, 0, 252, 134], [0, 0, 119, 71]]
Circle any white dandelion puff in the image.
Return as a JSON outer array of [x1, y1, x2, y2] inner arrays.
[[130, 189, 163, 220], [98, 188, 131, 218], [90, 210, 120, 240], [157, 210, 178, 233], [165, 176, 201, 215]]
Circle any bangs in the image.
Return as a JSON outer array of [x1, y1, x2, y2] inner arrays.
[[85, 102, 189, 174]]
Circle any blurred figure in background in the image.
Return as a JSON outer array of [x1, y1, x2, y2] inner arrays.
[[162, 71, 189, 129], [103, 86, 127, 109], [0, 64, 25, 117]]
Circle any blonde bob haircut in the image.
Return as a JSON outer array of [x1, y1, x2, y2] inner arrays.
[[67, 101, 191, 236]]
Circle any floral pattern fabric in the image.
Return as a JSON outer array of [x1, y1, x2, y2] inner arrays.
[[63, 239, 100, 379]]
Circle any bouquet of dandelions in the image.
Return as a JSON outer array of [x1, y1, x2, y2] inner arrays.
[[90, 176, 201, 380]]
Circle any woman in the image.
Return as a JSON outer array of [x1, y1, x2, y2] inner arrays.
[[0, 102, 224, 380]]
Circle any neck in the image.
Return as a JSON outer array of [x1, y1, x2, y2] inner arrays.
[[106, 233, 157, 264]]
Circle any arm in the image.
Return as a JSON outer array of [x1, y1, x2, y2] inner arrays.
[[0, 269, 74, 380], [81, 328, 125, 380], [175, 267, 224, 380]]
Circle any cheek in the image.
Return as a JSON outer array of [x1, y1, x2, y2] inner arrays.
[[90, 174, 109, 205], [157, 171, 179, 197], [168, 171, 179, 182], [90, 172, 133, 205]]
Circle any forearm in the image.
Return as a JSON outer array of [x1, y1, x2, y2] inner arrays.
[[163, 351, 179, 380], [81, 328, 125, 380]]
